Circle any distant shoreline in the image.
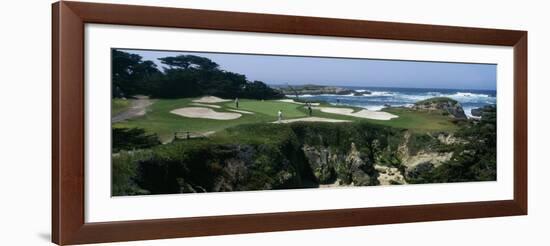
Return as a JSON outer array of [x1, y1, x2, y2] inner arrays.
[[269, 83, 496, 93], [271, 84, 496, 118]]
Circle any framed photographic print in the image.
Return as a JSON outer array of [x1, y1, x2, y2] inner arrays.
[[52, 1, 527, 245]]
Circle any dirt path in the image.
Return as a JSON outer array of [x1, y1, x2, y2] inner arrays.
[[272, 117, 351, 124], [227, 109, 255, 114], [112, 97, 153, 123]]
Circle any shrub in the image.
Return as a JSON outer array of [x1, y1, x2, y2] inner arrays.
[[112, 127, 160, 153], [112, 150, 152, 196]]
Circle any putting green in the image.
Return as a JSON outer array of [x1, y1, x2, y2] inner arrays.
[[224, 99, 307, 118]]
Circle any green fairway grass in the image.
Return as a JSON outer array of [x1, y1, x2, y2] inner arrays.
[[114, 98, 310, 141], [376, 107, 460, 132], [113, 97, 459, 142], [224, 99, 306, 118]]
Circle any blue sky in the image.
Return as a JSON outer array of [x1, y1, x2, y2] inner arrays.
[[118, 48, 497, 90]]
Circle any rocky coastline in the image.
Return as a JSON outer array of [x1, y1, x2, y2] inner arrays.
[[275, 84, 369, 96]]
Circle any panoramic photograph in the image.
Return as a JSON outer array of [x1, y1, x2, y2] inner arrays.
[[111, 48, 497, 196]]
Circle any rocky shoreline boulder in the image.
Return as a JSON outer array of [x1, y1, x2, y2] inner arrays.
[[413, 97, 467, 119], [353, 91, 371, 96], [375, 165, 407, 185], [471, 105, 496, 118]]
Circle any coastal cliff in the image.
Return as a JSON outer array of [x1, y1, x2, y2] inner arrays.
[[113, 121, 479, 195], [302, 143, 377, 186]]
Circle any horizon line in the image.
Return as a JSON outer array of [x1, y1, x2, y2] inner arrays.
[[267, 83, 496, 91]]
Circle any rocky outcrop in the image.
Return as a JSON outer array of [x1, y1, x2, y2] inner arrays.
[[405, 162, 435, 180], [413, 97, 467, 119], [397, 131, 454, 179], [302, 145, 339, 184], [120, 122, 471, 196], [148, 128, 460, 194], [353, 91, 371, 96], [156, 131, 459, 192], [277, 84, 356, 96], [470, 108, 482, 117], [302, 142, 377, 186], [402, 151, 452, 174], [210, 157, 248, 192], [136, 143, 303, 194], [345, 143, 376, 186], [471, 105, 496, 118], [375, 165, 407, 185], [437, 133, 458, 145]]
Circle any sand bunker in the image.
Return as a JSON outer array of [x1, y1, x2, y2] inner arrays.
[[227, 109, 254, 114], [273, 117, 351, 124], [170, 107, 241, 120], [190, 103, 221, 108], [314, 107, 398, 120], [277, 99, 320, 106], [192, 96, 230, 104]]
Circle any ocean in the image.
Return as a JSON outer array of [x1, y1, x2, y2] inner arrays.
[[296, 86, 496, 118]]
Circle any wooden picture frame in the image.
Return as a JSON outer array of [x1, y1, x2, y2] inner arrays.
[[52, 1, 527, 245]]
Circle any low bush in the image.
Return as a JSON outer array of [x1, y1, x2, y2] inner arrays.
[[112, 127, 160, 153]]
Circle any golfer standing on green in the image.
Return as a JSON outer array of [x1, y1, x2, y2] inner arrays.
[[278, 110, 283, 123]]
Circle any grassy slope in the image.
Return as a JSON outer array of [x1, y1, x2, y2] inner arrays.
[[224, 99, 307, 118], [377, 107, 460, 132], [112, 99, 131, 116], [113, 98, 459, 141]]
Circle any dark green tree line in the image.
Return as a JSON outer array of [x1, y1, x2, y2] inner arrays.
[[112, 50, 284, 99]]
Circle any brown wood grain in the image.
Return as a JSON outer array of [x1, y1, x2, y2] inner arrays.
[[51, 3, 59, 243], [52, 2, 85, 244], [52, 1, 528, 245], [63, 1, 524, 46], [514, 34, 528, 213]]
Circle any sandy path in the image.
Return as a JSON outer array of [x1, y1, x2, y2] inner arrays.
[[314, 107, 398, 120], [227, 109, 254, 114], [192, 96, 230, 103], [190, 103, 221, 108], [277, 99, 320, 106], [170, 107, 241, 120], [273, 117, 351, 124], [173, 130, 217, 141], [112, 98, 153, 123]]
